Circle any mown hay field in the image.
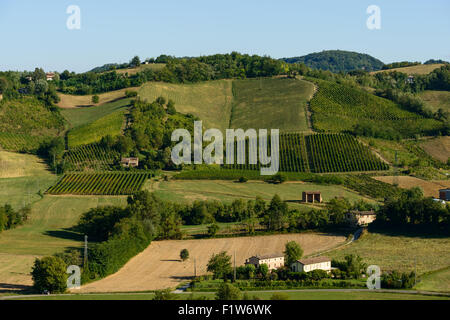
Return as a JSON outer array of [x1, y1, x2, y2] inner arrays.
[[230, 78, 314, 132], [79, 233, 346, 292], [139, 80, 233, 132]]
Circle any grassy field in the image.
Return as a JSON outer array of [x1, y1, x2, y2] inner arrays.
[[139, 80, 233, 132], [78, 233, 346, 293], [146, 179, 375, 209], [415, 267, 450, 292], [0, 151, 51, 179], [7, 290, 449, 300], [419, 90, 450, 113], [328, 231, 450, 275], [374, 176, 450, 198], [0, 195, 127, 291], [420, 136, 450, 163], [61, 98, 132, 129], [67, 109, 126, 147], [58, 88, 136, 109], [0, 151, 128, 292], [230, 78, 314, 132], [372, 64, 444, 75]]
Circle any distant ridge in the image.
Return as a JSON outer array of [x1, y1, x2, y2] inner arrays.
[[282, 50, 384, 73]]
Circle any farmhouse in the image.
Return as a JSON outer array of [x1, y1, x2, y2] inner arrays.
[[291, 256, 331, 273], [439, 189, 450, 201], [46, 72, 56, 81], [245, 254, 284, 271], [345, 210, 376, 226], [302, 191, 322, 203], [121, 157, 139, 168]]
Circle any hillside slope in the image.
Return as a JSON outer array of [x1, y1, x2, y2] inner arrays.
[[308, 79, 444, 137]]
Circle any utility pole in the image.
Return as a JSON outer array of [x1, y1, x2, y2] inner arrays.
[[234, 250, 236, 282], [194, 258, 197, 279], [414, 257, 417, 287], [84, 235, 88, 268]]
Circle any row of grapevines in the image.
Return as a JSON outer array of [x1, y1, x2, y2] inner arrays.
[[46, 172, 149, 195], [65, 143, 120, 171]]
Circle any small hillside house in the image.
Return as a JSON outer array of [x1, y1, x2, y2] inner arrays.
[[291, 256, 331, 273], [245, 254, 285, 271], [439, 189, 450, 201], [46, 72, 56, 81], [302, 191, 322, 203], [121, 157, 139, 168], [345, 210, 377, 226]]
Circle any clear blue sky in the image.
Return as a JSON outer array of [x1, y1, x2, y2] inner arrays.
[[0, 0, 449, 73]]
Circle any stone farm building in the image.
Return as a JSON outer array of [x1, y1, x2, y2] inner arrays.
[[291, 256, 331, 273], [345, 210, 377, 227], [439, 189, 450, 201], [302, 191, 322, 203], [245, 254, 285, 271], [121, 157, 139, 168]]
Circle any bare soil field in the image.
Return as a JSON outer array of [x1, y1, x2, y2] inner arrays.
[[374, 176, 450, 198], [79, 233, 346, 293], [420, 136, 450, 163]]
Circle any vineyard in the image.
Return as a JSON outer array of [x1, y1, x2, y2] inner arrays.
[[46, 172, 150, 195], [65, 143, 120, 171], [305, 134, 389, 173], [224, 133, 388, 173], [308, 79, 444, 137], [0, 132, 47, 153]]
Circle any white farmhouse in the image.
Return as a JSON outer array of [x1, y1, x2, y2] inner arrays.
[[291, 256, 331, 273], [245, 254, 285, 271]]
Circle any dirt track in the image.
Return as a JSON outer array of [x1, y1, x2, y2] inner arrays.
[[79, 233, 345, 293]]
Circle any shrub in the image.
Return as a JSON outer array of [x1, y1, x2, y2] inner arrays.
[[216, 283, 242, 300], [92, 95, 99, 104], [31, 256, 68, 294], [270, 292, 289, 300], [238, 176, 248, 183], [180, 249, 189, 261]]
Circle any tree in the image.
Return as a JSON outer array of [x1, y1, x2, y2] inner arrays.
[[130, 56, 141, 67], [180, 249, 189, 261], [263, 194, 288, 230], [92, 95, 99, 104], [166, 99, 176, 115], [153, 288, 177, 300], [31, 256, 67, 293], [283, 241, 303, 266], [207, 251, 232, 279], [257, 264, 269, 279], [207, 223, 220, 237], [215, 283, 241, 300]]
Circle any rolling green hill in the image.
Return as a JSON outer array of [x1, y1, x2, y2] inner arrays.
[[138, 80, 233, 132], [283, 50, 384, 72], [0, 97, 66, 152], [309, 79, 444, 137], [230, 78, 314, 132], [61, 98, 132, 129], [67, 109, 126, 148], [0, 97, 65, 136]]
